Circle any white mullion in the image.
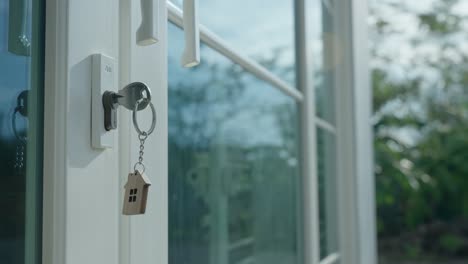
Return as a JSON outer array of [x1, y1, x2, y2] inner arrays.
[[43, 0, 69, 263], [167, 1, 304, 102], [118, 0, 132, 263], [295, 0, 321, 263], [334, 0, 360, 262], [350, 0, 377, 263], [335, 0, 376, 264], [319, 253, 340, 264], [128, 1, 169, 264], [315, 118, 336, 135]]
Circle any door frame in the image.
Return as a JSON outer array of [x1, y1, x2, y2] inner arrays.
[[335, 0, 377, 264], [42, 0, 168, 264], [42, 0, 68, 262]]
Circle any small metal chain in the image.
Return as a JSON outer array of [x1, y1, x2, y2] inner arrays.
[[133, 131, 148, 174], [131, 97, 156, 175], [14, 144, 25, 175]]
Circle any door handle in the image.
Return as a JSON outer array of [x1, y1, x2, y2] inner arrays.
[[8, 0, 31, 56], [136, 0, 159, 46], [181, 0, 200, 67]]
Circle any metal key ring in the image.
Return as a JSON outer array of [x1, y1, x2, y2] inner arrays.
[[133, 98, 157, 136], [134, 162, 145, 175]]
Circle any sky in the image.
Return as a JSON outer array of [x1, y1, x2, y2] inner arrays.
[[370, 0, 468, 146]]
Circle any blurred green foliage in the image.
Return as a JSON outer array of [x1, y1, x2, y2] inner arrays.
[[439, 234, 465, 254], [372, 0, 468, 258]]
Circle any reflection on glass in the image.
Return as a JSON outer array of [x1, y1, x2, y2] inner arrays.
[[0, 0, 44, 263], [169, 0, 296, 87], [168, 24, 302, 264], [317, 127, 338, 259], [308, 0, 335, 124]]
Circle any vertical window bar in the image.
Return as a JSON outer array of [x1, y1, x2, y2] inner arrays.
[[294, 0, 321, 263]]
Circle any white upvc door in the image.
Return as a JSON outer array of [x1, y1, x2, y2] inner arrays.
[[40, 0, 375, 264], [43, 0, 167, 264]]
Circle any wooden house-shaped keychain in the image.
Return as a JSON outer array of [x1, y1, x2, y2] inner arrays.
[[123, 171, 151, 215]]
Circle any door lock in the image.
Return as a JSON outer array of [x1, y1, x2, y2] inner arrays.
[[102, 91, 121, 131]]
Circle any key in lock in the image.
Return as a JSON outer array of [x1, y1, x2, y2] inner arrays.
[[102, 82, 152, 131]]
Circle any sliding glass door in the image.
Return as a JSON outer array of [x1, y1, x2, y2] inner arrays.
[[0, 0, 45, 263]]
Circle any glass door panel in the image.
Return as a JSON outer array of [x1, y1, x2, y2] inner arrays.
[[308, 0, 336, 124], [317, 127, 338, 259], [168, 24, 302, 264], [0, 0, 44, 263]]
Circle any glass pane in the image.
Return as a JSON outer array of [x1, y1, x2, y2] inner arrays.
[[169, 24, 302, 264], [0, 0, 44, 263], [308, 0, 335, 124], [317, 127, 338, 259], [169, 0, 297, 87]]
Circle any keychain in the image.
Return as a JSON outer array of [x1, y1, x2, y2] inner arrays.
[[122, 97, 156, 215], [12, 91, 28, 176]]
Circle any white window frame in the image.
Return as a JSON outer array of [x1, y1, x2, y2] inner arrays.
[[43, 0, 168, 264], [43, 0, 68, 262], [334, 1, 377, 264]]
